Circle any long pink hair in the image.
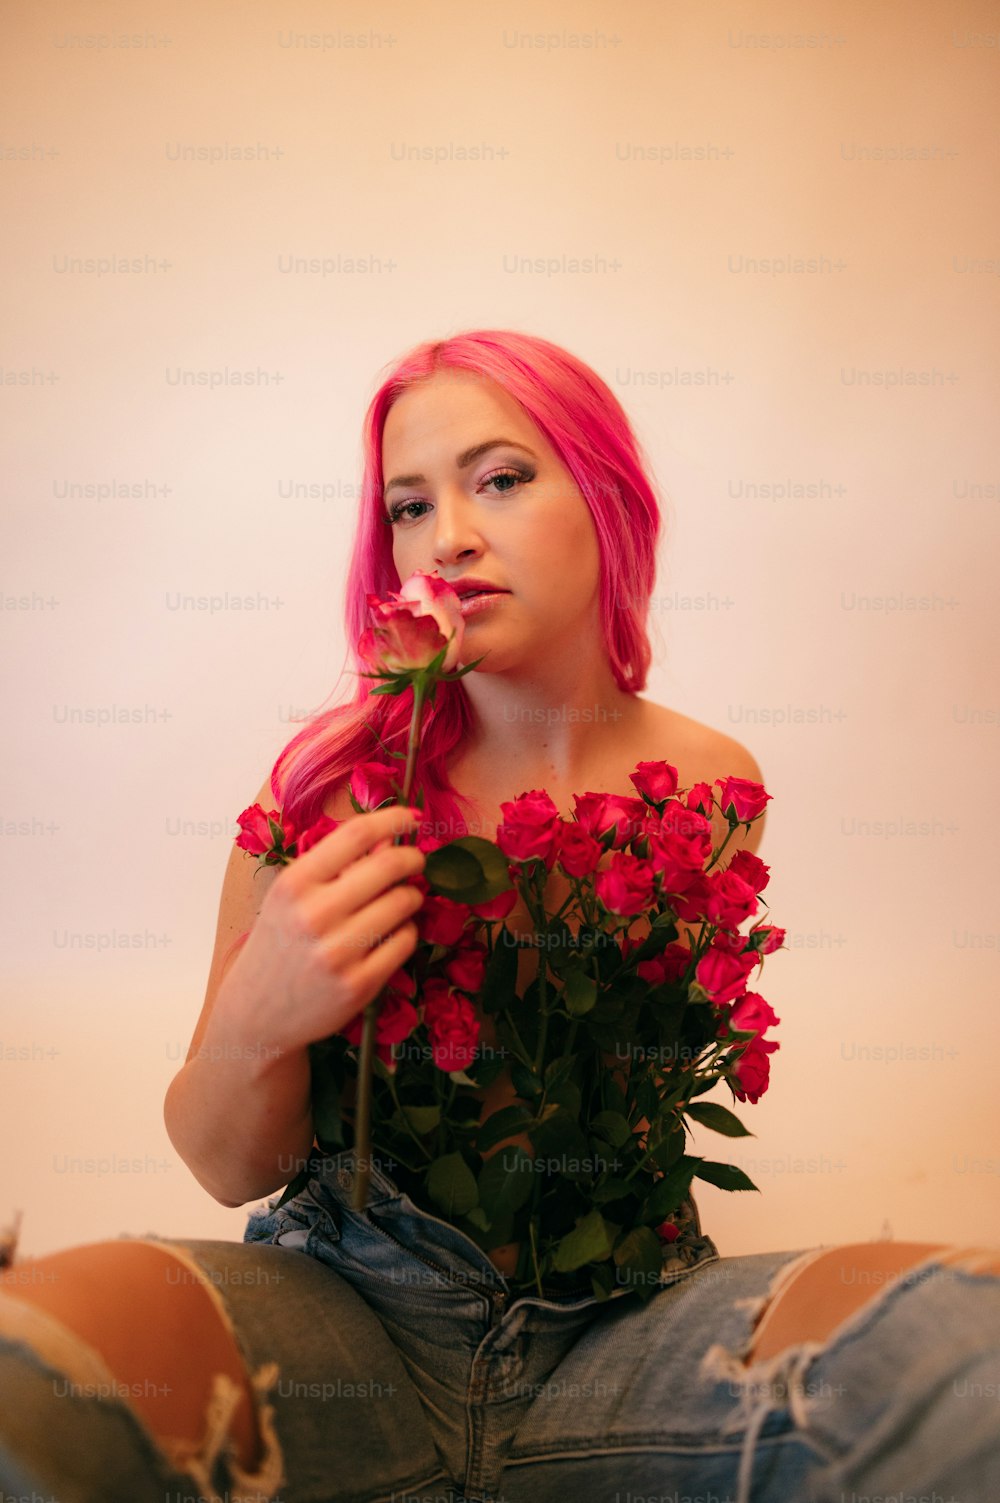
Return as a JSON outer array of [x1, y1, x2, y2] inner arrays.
[[269, 328, 663, 842]]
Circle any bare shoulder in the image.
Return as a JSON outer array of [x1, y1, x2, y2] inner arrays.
[[644, 701, 764, 783]]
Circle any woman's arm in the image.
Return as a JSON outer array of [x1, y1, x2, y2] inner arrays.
[[163, 795, 317, 1207]]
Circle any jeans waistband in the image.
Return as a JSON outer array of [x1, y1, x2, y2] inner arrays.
[[303, 1148, 606, 1304], [307, 1147, 406, 1209]]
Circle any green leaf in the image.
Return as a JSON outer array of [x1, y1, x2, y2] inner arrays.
[[590, 1111, 632, 1149], [636, 1074, 659, 1124], [613, 1224, 664, 1293], [644, 1155, 702, 1220], [590, 1176, 635, 1205], [510, 1061, 543, 1099], [479, 930, 519, 1017], [273, 1165, 312, 1210], [544, 1053, 578, 1090], [603, 1075, 628, 1117], [427, 1153, 480, 1216], [401, 1103, 441, 1136], [422, 843, 486, 901], [693, 1161, 759, 1192], [688, 1075, 717, 1097], [685, 1102, 753, 1138], [477, 1146, 536, 1217], [545, 1078, 582, 1117], [649, 1125, 686, 1172], [447, 1068, 479, 1088], [530, 1109, 592, 1173], [563, 969, 598, 1016], [474, 1104, 534, 1154], [589, 1262, 616, 1301], [463, 1052, 508, 1090], [424, 836, 514, 904], [551, 1209, 617, 1273], [539, 917, 576, 974]]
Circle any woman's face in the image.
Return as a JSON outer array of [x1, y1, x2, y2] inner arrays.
[[380, 369, 603, 670]]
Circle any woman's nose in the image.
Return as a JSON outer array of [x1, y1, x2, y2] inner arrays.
[[431, 485, 484, 565]]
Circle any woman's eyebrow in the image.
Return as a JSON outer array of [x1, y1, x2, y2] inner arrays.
[[383, 438, 538, 497]]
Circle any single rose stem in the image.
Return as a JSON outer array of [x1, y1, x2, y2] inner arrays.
[[528, 1214, 544, 1299], [352, 674, 428, 1210], [704, 818, 747, 873]]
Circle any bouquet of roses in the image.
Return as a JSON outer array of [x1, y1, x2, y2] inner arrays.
[[235, 571, 784, 1303]]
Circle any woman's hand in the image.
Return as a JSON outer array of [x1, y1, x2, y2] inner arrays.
[[215, 804, 426, 1059]]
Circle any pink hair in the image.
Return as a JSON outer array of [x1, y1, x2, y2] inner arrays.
[[268, 328, 663, 843]]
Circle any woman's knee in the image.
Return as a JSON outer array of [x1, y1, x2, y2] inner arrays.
[[0, 1235, 285, 1499]]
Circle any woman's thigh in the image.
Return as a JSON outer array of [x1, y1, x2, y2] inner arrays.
[[498, 1245, 1000, 1503], [1, 1232, 455, 1503]]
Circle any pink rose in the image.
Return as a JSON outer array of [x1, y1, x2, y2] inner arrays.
[[728, 990, 781, 1037], [397, 570, 466, 670], [422, 988, 481, 1072], [637, 941, 692, 987], [655, 1220, 680, 1244], [573, 792, 649, 850], [657, 800, 714, 848], [496, 790, 562, 867], [714, 776, 771, 823], [730, 1035, 779, 1104], [444, 943, 488, 993], [359, 569, 465, 676], [417, 893, 470, 948], [749, 923, 785, 955], [712, 931, 751, 955], [595, 852, 657, 917], [348, 761, 401, 812], [685, 781, 714, 817], [646, 830, 708, 899], [555, 821, 604, 878], [235, 803, 294, 856], [671, 872, 712, 923], [726, 848, 771, 894], [703, 870, 759, 929], [695, 946, 756, 1005], [467, 886, 520, 922], [630, 760, 679, 805], [296, 815, 341, 855], [342, 985, 420, 1072]]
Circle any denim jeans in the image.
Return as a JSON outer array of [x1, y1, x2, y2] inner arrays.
[[2, 1147, 999, 1503]]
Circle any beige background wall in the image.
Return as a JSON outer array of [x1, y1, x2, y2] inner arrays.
[[2, 0, 998, 1261]]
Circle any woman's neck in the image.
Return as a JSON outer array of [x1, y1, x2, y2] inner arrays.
[[446, 696, 654, 843], [454, 688, 648, 792]]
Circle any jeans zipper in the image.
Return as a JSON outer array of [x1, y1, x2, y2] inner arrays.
[[359, 1208, 510, 1328]]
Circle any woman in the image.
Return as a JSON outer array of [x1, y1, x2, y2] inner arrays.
[[2, 329, 998, 1503]]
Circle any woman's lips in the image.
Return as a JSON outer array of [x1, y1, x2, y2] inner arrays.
[[459, 590, 509, 617]]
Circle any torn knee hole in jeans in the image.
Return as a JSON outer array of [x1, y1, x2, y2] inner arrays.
[[698, 1244, 1000, 1428], [122, 1238, 289, 1503], [2, 1237, 288, 1503]]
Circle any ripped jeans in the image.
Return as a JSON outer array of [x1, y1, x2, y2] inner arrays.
[[2, 1148, 1000, 1503]]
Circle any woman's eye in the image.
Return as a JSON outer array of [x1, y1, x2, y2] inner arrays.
[[385, 466, 533, 526], [386, 499, 429, 525]]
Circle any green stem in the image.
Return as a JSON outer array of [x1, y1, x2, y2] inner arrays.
[[386, 1067, 435, 1161], [703, 819, 744, 874], [497, 1000, 534, 1070], [527, 867, 552, 1075], [399, 677, 427, 814], [528, 1213, 544, 1299], [352, 674, 429, 1210]]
